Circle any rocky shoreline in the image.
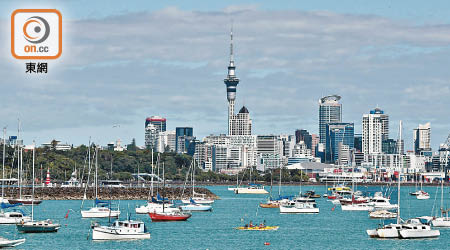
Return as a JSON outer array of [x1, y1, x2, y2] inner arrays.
[[2, 187, 219, 200]]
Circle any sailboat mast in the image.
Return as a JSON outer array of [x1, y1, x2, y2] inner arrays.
[[397, 120, 402, 224], [151, 148, 154, 197], [95, 145, 98, 200], [192, 159, 195, 197], [2, 127, 5, 200], [279, 166, 282, 197], [31, 141, 35, 221], [19, 147, 23, 199], [162, 162, 165, 213]]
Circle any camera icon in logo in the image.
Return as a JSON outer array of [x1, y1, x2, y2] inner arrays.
[[11, 9, 62, 59]]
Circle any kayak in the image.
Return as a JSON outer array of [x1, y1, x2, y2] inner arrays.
[[235, 226, 279, 231]]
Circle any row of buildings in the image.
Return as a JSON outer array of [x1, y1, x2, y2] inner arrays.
[[142, 30, 450, 179]]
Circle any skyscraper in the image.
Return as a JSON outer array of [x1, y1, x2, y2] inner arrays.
[[414, 122, 431, 155], [145, 116, 166, 132], [325, 123, 354, 164], [319, 95, 342, 144], [175, 127, 193, 153], [224, 28, 240, 135], [144, 116, 167, 150], [295, 129, 312, 149], [362, 108, 389, 156], [230, 106, 252, 135]]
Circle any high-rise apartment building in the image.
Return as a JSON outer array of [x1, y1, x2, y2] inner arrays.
[[362, 108, 389, 156], [414, 122, 431, 155], [319, 95, 342, 144]]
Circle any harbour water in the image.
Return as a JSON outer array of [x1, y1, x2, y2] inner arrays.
[[1, 185, 450, 249]]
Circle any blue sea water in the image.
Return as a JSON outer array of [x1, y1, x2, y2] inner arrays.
[[1, 185, 450, 250]]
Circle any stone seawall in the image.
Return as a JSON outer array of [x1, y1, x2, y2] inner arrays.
[[2, 187, 219, 200]]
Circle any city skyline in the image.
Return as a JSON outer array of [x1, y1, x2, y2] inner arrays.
[[1, 1, 450, 151]]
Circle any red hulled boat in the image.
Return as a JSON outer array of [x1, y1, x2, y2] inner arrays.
[[149, 212, 191, 222]]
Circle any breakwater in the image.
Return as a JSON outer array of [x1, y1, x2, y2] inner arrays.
[[2, 187, 219, 200]]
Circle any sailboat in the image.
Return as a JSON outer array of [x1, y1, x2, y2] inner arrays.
[[136, 151, 180, 214], [416, 177, 430, 200], [8, 136, 42, 206], [149, 162, 191, 222], [81, 144, 120, 218], [341, 161, 372, 211], [366, 121, 439, 239], [0, 128, 31, 224], [0, 127, 8, 204], [431, 146, 450, 227], [260, 167, 291, 208], [234, 166, 268, 194], [180, 160, 212, 212], [279, 171, 319, 214], [17, 142, 60, 233]]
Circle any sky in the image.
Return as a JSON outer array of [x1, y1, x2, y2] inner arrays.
[[1, 0, 450, 151]]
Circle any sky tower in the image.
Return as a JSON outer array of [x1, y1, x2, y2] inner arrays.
[[224, 27, 239, 135]]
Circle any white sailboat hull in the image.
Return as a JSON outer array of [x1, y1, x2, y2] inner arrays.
[[341, 204, 373, 211], [135, 203, 179, 214], [234, 187, 268, 194], [81, 207, 120, 218], [399, 229, 440, 239], [416, 195, 430, 200], [432, 217, 450, 227], [92, 227, 150, 240], [180, 204, 212, 212], [279, 207, 319, 214], [181, 199, 214, 205]]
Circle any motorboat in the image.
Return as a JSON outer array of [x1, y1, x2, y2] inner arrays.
[[61, 170, 81, 187], [342, 203, 373, 211], [0, 203, 31, 224], [410, 190, 421, 196], [91, 219, 150, 240], [416, 191, 430, 200], [279, 200, 319, 214], [368, 196, 397, 210], [398, 218, 440, 239], [0, 236, 25, 248], [367, 218, 433, 238], [17, 219, 61, 233], [0, 211, 32, 224], [149, 211, 191, 222], [369, 210, 397, 219]]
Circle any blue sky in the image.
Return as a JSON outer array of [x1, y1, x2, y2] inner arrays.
[[1, 0, 450, 151]]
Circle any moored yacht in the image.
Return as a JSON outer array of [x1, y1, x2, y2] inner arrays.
[[279, 199, 319, 214]]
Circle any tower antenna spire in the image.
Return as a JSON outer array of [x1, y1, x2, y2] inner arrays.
[[230, 21, 234, 65]]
